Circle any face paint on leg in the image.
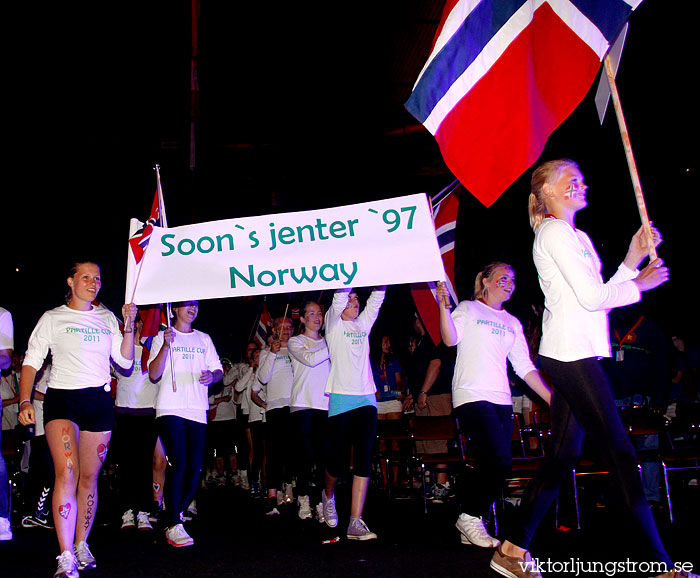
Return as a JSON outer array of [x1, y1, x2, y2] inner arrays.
[[97, 443, 109, 464], [153, 482, 161, 493], [84, 492, 96, 532], [58, 503, 71, 519]]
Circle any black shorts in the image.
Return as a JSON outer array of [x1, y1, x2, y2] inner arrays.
[[44, 385, 115, 432]]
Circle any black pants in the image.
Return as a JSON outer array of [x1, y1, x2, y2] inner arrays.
[[454, 401, 512, 519], [248, 420, 265, 486], [114, 412, 158, 514], [508, 356, 671, 566], [265, 407, 292, 490], [327, 405, 377, 479], [157, 415, 207, 527], [291, 409, 328, 497], [27, 434, 54, 514]]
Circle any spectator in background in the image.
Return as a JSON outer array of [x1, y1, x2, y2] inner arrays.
[[0, 306, 14, 541], [407, 314, 454, 502]]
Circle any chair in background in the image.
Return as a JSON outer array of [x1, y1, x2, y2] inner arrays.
[[373, 417, 416, 498], [411, 415, 465, 514]]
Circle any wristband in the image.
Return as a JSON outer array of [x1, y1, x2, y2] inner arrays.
[[20, 399, 32, 406], [420, 391, 428, 395]]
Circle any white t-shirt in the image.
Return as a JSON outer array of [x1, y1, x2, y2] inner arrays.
[[288, 334, 330, 411], [450, 300, 536, 407], [254, 348, 293, 411], [324, 289, 384, 396], [533, 218, 640, 362], [149, 328, 222, 424], [115, 344, 158, 409], [23, 305, 132, 389]]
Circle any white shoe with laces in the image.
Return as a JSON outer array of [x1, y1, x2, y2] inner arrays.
[[121, 508, 135, 530], [54, 550, 79, 578], [321, 490, 338, 528], [136, 511, 153, 530], [165, 523, 194, 547], [456, 512, 501, 548], [74, 540, 97, 570], [297, 495, 312, 519], [0, 516, 12, 540]]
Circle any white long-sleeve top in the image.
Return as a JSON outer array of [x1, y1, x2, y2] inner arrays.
[[288, 334, 330, 411], [253, 348, 293, 411], [324, 289, 385, 396], [115, 344, 158, 409], [236, 366, 265, 423], [533, 218, 641, 362], [23, 305, 132, 389], [149, 328, 222, 423], [450, 300, 536, 407]]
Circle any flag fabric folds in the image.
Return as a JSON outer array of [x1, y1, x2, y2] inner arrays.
[[405, 0, 643, 207], [411, 187, 460, 346], [254, 302, 273, 348]]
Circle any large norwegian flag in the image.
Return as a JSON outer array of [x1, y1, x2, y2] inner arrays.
[[405, 0, 643, 207], [411, 186, 459, 346]]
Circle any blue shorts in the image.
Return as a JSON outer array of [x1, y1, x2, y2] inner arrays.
[[44, 385, 114, 432]]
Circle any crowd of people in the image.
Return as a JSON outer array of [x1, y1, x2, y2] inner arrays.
[[1, 159, 699, 578]]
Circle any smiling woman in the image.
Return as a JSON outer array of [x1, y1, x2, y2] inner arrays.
[[17, 260, 137, 578]]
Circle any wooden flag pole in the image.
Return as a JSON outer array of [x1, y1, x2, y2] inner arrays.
[[604, 55, 657, 261]]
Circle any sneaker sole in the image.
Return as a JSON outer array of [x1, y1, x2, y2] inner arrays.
[[489, 559, 522, 578], [167, 539, 194, 547], [346, 533, 377, 541], [77, 562, 97, 570]]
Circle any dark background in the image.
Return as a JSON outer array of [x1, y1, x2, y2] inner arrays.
[[4, 1, 697, 358]]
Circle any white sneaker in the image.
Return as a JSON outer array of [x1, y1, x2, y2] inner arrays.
[[121, 508, 135, 530], [297, 495, 312, 519], [315, 502, 325, 524], [136, 511, 153, 531], [346, 517, 377, 541], [456, 512, 500, 548], [165, 523, 194, 547], [239, 470, 250, 491], [74, 540, 97, 570], [54, 550, 79, 578], [284, 482, 294, 503], [0, 516, 12, 540], [321, 490, 338, 528]]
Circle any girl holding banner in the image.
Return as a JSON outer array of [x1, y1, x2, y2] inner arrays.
[[148, 300, 223, 548], [18, 261, 136, 578], [436, 263, 551, 549], [322, 287, 385, 541], [490, 160, 676, 578]]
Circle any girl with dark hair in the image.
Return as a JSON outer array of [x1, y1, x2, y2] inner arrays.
[[18, 261, 136, 577], [149, 300, 223, 548]]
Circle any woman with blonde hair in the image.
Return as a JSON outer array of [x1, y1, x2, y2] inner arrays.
[[489, 160, 686, 578], [437, 263, 550, 549]]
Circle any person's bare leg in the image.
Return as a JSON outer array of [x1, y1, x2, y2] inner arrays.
[[46, 420, 80, 553], [350, 475, 370, 519], [74, 430, 111, 544]]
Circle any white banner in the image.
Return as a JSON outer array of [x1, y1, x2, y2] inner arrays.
[[128, 194, 446, 305]]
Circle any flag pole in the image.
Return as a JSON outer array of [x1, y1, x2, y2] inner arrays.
[[154, 164, 177, 392], [603, 55, 657, 261]]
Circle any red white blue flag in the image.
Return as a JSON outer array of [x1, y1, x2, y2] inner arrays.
[[405, 0, 643, 207], [254, 301, 273, 349], [411, 184, 460, 346], [128, 192, 161, 265]]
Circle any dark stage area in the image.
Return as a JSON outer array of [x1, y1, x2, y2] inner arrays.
[[3, 477, 698, 577]]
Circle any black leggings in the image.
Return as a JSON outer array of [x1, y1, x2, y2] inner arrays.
[[454, 401, 513, 519], [508, 356, 671, 566], [265, 407, 292, 490], [157, 416, 207, 527], [292, 409, 328, 497], [113, 412, 158, 514], [326, 405, 377, 479]]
